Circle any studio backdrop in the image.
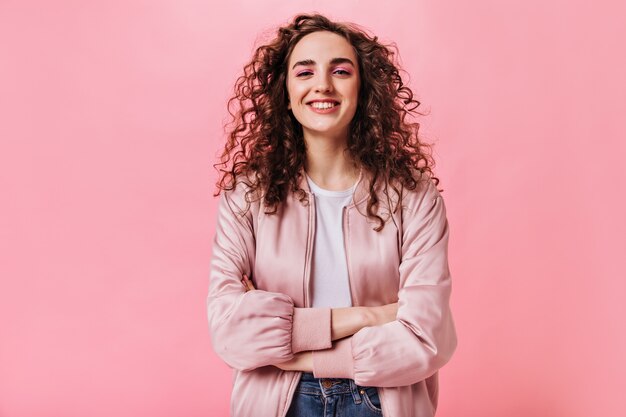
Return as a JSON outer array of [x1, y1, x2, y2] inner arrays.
[[1, 1, 624, 416]]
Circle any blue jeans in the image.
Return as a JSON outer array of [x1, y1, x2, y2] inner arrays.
[[286, 372, 383, 416]]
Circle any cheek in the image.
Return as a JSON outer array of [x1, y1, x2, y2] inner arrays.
[[348, 87, 360, 103], [345, 80, 360, 99], [287, 83, 305, 100]]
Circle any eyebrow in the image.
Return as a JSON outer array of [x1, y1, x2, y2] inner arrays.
[[291, 57, 355, 70]]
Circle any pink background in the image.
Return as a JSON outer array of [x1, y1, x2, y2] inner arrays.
[[1, 1, 625, 416]]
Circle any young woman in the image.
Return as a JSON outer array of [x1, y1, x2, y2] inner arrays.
[[207, 13, 457, 417]]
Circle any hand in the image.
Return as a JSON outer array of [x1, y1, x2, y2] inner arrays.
[[274, 351, 313, 372], [241, 273, 256, 291], [367, 302, 399, 326]]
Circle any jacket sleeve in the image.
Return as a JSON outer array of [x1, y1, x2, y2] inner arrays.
[[207, 183, 332, 372], [311, 179, 457, 387]]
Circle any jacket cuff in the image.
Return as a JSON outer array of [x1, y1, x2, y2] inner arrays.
[[311, 337, 355, 379], [291, 307, 332, 353]]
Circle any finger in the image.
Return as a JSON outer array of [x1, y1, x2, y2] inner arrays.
[[241, 275, 255, 291], [241, 276, 251, 291]]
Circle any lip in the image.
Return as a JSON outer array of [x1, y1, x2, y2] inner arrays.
[[307, 100, 341, 114], [306, 99, 340, 104]]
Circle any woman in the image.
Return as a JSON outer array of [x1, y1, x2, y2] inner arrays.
[[207, 13, 457, 417]]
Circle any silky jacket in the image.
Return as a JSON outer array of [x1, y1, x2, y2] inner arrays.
[[207, 167, 457, 417]]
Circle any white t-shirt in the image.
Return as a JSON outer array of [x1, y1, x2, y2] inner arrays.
[[305, 173, 358, 308]]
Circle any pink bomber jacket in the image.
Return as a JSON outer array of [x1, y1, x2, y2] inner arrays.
[[207, 167, 457, 417]]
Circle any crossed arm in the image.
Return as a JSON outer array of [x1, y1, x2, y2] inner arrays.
[[209, 180, 456, 386], [241, 274, 399, 372]]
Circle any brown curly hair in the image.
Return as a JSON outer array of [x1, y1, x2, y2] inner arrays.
[[213, 12, 440, 231]]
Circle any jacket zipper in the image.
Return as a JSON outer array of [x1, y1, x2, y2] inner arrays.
[[304, 192, 315, 308], [342, 206, 356, 305]]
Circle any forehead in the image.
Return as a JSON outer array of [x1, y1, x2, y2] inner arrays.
[[288, 31, 357, 65]]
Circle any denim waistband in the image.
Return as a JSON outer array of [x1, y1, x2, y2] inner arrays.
[[297, 372, 368, 400]]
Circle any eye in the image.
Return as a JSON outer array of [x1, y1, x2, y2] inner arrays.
[[295, 68, 351, 77]]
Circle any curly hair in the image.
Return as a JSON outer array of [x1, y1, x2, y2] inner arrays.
[[213, 12, 440, 231]]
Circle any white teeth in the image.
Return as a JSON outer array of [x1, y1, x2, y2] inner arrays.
[[310, 102, 337, 109]]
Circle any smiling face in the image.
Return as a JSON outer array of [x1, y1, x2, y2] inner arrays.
[[286, 31, 360, 143]]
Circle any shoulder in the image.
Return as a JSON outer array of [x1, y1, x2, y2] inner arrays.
[[398, 169, 444, 215], [219, 171, 263, 219]]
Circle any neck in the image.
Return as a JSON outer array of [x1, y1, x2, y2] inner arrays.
[[304, 143, 360, 192]]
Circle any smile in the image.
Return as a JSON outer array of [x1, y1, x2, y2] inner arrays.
[[307, 102, 340, 114]]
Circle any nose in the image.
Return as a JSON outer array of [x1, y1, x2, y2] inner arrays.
[[314, 73, 333, 93]]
